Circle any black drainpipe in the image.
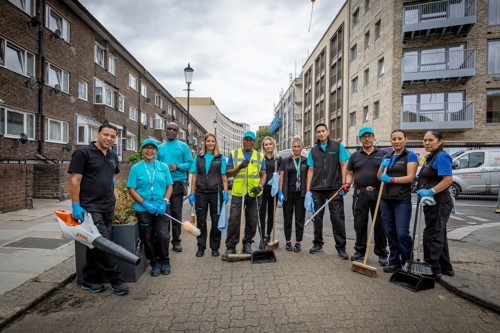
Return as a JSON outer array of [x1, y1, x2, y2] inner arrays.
[[138, 70, 147, 145], [38, 0, 45, 154]]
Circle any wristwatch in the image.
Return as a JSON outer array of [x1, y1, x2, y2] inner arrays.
[[176, 165, 180, 170], [163, 198, 170, 203]]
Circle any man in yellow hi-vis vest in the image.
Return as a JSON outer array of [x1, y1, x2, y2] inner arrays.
[[222, 131, 267, 260]]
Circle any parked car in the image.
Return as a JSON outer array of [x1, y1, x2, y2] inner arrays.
[[227, 177, 233, 189]]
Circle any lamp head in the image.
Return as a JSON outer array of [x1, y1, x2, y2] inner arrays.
[[184, 63, 194, 84]]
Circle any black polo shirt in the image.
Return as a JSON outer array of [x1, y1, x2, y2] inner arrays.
[[347, 148, 385, 188], [68, 141, 120, 213]]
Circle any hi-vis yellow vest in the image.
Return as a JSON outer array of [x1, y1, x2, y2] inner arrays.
[[231, 149, 263, 197]]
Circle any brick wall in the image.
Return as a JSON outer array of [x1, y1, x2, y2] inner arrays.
[[0, 164, 34, 212], [33, 164, 71, 200]]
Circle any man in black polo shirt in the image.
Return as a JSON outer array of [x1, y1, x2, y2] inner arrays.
[[69, 123, 129, 296], [345, 127, 388, 265]]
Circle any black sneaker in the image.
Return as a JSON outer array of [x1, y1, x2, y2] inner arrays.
[[442, 270, 455, 276], [293, 243, 301, 252], [378, 257, 389, 266], [242, 243, 253, 254], [383, 265, 401, 273], [160, 264, 171, 275], [82, 280, 104, 293], [111, 282, 130, 295], [350, 252, 365, 262], [151, 263, 161, 276], [196, 248, 204, 257], [338, 250, 349, 260], [309, 245, 323, 254], [286, 242, 293, 251], [173, 244, 182, 252], [212, 250, 220, 257], [221, 249, 235, 261]]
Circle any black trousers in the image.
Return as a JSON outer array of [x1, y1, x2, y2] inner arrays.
[[195, 192, 222, 250], [311, 190, 346, 250], [423, 201, 454, 275], [226, 195, 262, 249], [283, 191, 305, 242], [259, 187, 275, 237], [136, 209, 170, 266], [169, 182, 184, 246], [83, 212, 124, 285], [352, 189, 388, 257]]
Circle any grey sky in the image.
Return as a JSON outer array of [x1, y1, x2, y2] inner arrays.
[[79, 0, 343, 132]]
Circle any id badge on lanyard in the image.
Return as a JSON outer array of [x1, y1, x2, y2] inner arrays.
[[293, 158, 301, 191]]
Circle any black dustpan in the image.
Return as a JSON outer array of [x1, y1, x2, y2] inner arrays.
[[390, 268, 435, 292], [252, 196, 277, 264]]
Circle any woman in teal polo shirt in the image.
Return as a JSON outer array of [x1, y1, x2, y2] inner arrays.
[[127, 139, 173, 277], [189, 133, 228, 258]]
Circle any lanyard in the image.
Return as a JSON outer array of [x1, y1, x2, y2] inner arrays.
[[292, 157, 301, 190], [143, 160, 156, 201]]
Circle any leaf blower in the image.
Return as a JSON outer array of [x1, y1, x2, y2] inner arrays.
[[55, 210, 141, 266]]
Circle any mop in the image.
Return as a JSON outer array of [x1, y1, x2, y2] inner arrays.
[[164, 213, 201, 237]]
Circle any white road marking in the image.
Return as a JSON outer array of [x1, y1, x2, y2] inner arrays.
[[447, 222, 500, 241], [467, 222, 477, 225], [450, 216, 465, 220], [469, 216, 489, 222]]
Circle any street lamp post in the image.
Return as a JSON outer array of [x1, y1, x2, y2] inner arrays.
[[184, 63, 194, 146], [223, 135, 227, 156], [213, 119, 218, 138]]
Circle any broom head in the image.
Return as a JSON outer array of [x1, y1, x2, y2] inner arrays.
[[351, 261, 378, 278], [266, 240, 279, 250], [227, 253, 251, 262], [182, 222, 201, 237]]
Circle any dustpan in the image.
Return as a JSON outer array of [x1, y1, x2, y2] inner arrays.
[[252, 196, 276, 264], [390, 269, 435, 292]]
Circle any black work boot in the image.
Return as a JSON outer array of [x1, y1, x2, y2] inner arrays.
[[242, 243, 253, 254], [221, 248, 235, 261]]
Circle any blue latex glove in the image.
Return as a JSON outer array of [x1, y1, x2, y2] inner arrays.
[[417, 188, 435, 197], [189, 193, 195, 206], [156, 201, 168, 216], [414, 175, 418, 182], [113, 179, 116, 185], [380, 174, 392, 183], [72, 203, 87, 222], [304, 191, 315, 213], [142, 201, 158, 215], [223, 191, 229, 204], [381, 158, 391, 169], [278, 190, 285, 201]]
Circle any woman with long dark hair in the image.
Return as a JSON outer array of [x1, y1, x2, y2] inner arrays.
[[377, 129, 418, 273]]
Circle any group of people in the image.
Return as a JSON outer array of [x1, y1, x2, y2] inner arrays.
[[69, 120, 454, 296]]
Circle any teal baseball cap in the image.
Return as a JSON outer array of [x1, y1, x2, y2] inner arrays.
[[141, 139, 158, 149], [359, 127, 374, 137], [243, 131, 256, 140]]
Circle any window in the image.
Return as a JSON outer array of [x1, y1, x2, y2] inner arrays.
[[487, 89, 500, 124], [126, 134, 137, 151], [155, 94, 160, 106], [457, 152, 485, 169], [488, 40, 500, 75], [365, 31, 370, 48], [44, 118, 68, 143], [76, 124, 98, 144], [375, 20, 381, 38], [0, 107, 35, 139], [363, 106, 369, 121], [351, 44, 357, 61], [78, 80, 87, 100], [364, 68, 369, 85], [46, 63, 69, 93], [150, 116, 154, 128], [378, 58, 384, 76], [353, 8, 360, 26], [118, 94, 124, 112], [8, 0, 36, 16], [489, 0, 500, 26], [129, 73, 138, 91], [93, 78, 115, 107], [45, 5, 70, 42], [108, 55, 116, 75], [155, 114, 165, 130], [374, 101, 380, 118], [0, 37, 35, 76], [366, 0, 370, 11], [352, 77, 358, 93], [94, 44, 105, 67], [350, 112, 356, 127], [141, 83, 147, 97], [129, 106, 138, 121], [160, 98, 164, 109], [141, 112, 147, 125]]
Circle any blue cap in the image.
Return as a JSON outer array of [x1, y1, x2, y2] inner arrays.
[[243, 131, 256, 140], [359, 127, 374, 137], [141, 139, 158, 149]]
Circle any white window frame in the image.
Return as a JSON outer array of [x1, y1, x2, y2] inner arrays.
[[363, 106, 369, 122], [46, 62, 69, 93], [94, 43, 105, 67], [0, 37, 35, 77], [0, 107, 35, 139], [168, 105, 172, 115], [78, 79, 88, 101], [129, 106, 138, 122], [126, 133, 137, 151], [155, 93, 160, 106], [141, 83, 147, 97], [76, 124, 98, 145], [45, 5, 70, 42], [140, 112, 147, 125], [8, 0, 36, 16], [44, 117, 68, 144], [108, 54, 116, 75], [129, 73, 138, 91], [118, 94, 125, 112], [160, 98, 164, 109], [155, 114, 165, 130], [93, 77, 115, 108], [378, 58, 385, 76], [149, 116, 154, 128]]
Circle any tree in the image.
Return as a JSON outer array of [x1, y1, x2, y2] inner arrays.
[[254, 126, 272, 151]]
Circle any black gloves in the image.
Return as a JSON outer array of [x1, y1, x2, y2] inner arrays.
[[238, 159, 250, 169], [250, 186, 262, 196]]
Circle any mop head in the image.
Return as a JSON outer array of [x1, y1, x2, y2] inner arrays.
[[351, 262, 378, 278], [182, 222, 201, 237]]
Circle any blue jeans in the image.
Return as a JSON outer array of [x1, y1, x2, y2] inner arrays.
[[380, 199, 413, 266]]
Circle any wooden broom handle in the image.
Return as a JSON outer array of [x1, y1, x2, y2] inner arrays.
[[272, 161, 277, 242], [237, 168, 247, 255]]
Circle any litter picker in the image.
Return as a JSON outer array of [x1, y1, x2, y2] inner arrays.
[[228, 168, 251, 262], [266, 161, 279, 250], [304, 188, 342, 227], [164, 213, 201, 237], [190, 205, 196, 224], [252, 196, 277, 264]]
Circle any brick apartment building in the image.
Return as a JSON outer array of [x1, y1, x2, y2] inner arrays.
[[0, 0, 207, 163]]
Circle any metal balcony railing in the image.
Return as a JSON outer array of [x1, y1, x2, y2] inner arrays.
[[402, 0, 476, 41], [401, 49, 475, 86], [400, 101, 474, 131]]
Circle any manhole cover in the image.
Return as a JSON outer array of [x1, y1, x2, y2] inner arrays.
[[3, 237, 72, 250]]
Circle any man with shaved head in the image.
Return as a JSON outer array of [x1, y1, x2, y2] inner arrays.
[[157, 122, 193, 252]]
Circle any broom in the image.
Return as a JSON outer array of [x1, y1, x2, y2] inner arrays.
[[267, 161, 279, 250], [351, 166, 387, 278], [164, 213, 201, 237], [228, 168, 251, 261]]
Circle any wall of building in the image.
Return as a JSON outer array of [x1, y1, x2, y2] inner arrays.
[[0, 164, 33, 212]]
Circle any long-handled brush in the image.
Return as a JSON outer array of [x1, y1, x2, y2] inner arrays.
[[351, 166, 387, 278], [267, 161, 279, 250], [228, 168, 251, 262], [164, 213, 201, 237]]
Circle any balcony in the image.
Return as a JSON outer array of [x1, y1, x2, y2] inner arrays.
[[400, 101, 474, 131], [401, 49, 475, 86], [402, 0, 476, 41], [295, 77, 303, 85]]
